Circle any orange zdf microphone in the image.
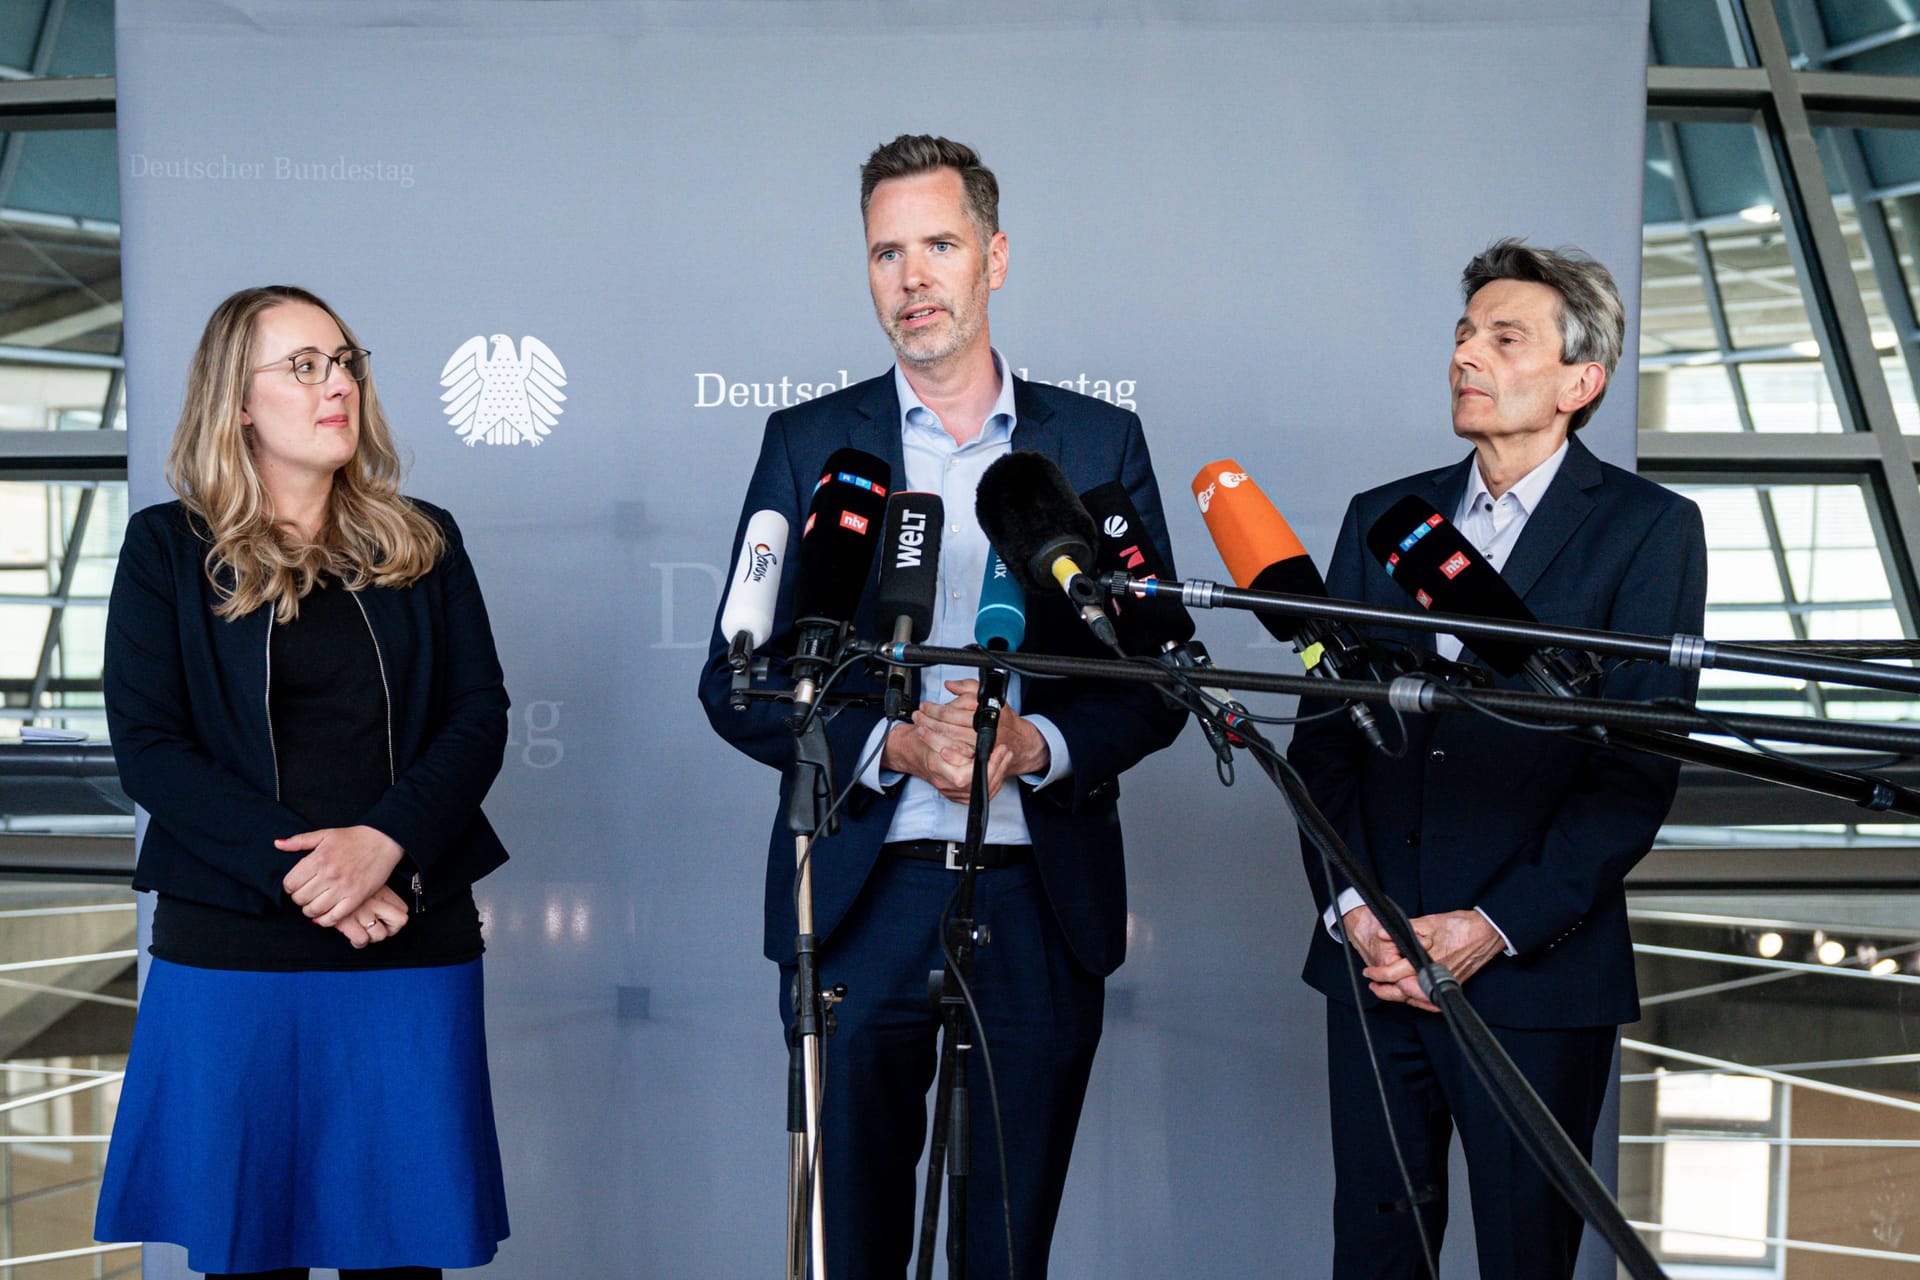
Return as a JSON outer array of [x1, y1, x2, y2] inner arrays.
[[1192, 460, 1392, 753]]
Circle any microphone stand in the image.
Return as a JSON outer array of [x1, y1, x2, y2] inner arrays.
[[1117, 652, 1669, 1279], [784, 624, 847, 1280], [914, 658, 1010, 1280], [864, 642, 1920, 758], [1110, 572, 1920, 699]]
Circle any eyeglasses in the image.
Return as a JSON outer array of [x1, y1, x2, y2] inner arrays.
[[253, 347, 371, 385]]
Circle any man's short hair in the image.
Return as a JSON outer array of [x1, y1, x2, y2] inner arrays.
[[1462, 238, 1625, 432], [860, 134, 1000, 243]]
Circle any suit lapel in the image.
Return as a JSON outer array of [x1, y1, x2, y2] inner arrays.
[[1500, 435, 1600, 602], [1010, 375, 1062, 466], [848, 370, 906, 490]]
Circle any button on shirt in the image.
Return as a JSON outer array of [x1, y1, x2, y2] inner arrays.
[[1324, 441, 1571, 955], [856, 352, 1071, 845]]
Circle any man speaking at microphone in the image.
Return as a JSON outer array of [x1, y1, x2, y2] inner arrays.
[[1289, 240, 1708, 1279], [697, 134, 1182, 1278]]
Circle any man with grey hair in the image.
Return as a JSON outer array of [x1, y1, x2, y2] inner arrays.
[[1289, 239, 1708, 1278]]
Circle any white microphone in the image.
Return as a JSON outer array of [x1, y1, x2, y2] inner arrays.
[[721, 509, 789, 671]]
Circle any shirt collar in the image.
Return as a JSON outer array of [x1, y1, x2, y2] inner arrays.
[[1463, 437, 1570, 518], [894, 349, 1018, 441]]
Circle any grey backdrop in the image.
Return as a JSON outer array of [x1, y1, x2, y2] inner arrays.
[[113, 2, 1650, 1275]]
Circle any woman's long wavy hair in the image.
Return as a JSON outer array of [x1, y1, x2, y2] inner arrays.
[[166, 285, 444, 621]]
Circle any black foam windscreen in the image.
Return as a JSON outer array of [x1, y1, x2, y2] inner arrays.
[[873, 491, 944, 641], [1365, 494, 1535, 675], [1080, 480, 1194, 652], [1246, 557, 1331, 647], [976, 451, 1099, 594], [790, 447, 891, 626]]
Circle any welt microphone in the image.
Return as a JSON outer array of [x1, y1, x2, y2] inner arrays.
[[976, 451, 1121, 652], [1081, 480, 1244, 754], [787, 447, 891, 712], [1365, 495, 1597, 700], [874, 491, 944, 721], [1193, 460, 1391, 754]]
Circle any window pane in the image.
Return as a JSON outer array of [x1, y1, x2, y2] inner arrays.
[[1673, 483, 1913, 725], [1708, 223, 1819, 352], [1651, 0, 1741, 66], [1739, 362, 1843, 432]]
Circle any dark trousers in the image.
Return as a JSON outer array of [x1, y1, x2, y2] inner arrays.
[[1324, 999, 1616, 1280], [780, 856, 1105, 1280]]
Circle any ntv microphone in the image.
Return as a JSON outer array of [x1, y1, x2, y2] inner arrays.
[[1081, 480, 1245, 755], [787, 447, 891, 716], [719, 509, 789, 709], [874, 492, 944, 721], [976, 451, 1122, 652], [1193, 460, 1392, 755], [1364, 495, 1600, 705]]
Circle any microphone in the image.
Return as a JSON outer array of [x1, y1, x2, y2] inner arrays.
[[721, 509, 789, 671], [1364, 495, 1596, 699], [787, 447, 891, 713], [874, 491, 944, 720], [976, 548, 1027, 653], [976, 451, 1121, 652], [1192, 460, 1392, 754], [1080, 480, 1243, 755]]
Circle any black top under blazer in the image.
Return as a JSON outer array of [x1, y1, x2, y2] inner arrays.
[[697, 371, 1188, 978], [105, 499, 511, 916], [1289, 436, 1709, 1029]]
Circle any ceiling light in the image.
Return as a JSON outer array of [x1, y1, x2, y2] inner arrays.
[[1790, 340, 1822, 358], [1818, 939, 1846, 965], [1757, 932, 1784, 959], [1739, 204, 1780, 224], [1872, 958, 1899, 976]]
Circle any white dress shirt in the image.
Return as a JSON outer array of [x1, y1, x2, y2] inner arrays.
[[1324, 440, 1571, 954]]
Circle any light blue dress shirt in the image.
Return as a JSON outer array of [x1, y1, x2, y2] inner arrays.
[[855, 351, 1072, 846]]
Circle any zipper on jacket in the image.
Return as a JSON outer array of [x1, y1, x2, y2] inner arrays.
[[348, 590, 417, 912], [263, 614, 280, 800]]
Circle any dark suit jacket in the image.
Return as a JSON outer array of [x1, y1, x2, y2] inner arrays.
[[697, 370, 1186, 977], [105, 500, 511, 914], [1290, 436, 1707, 1028]]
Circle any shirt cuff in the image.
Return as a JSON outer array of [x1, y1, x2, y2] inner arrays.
[[1018, 715, 1071, 789], [858, 719, 902, 793], [1475, 905, 1517, 957], [1323, 887, 1368, 940]]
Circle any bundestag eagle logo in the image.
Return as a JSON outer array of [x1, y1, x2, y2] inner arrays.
[[439, 334, 568, 447]]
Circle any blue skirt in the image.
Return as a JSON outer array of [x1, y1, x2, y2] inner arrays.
[[95, 957, 509, 1273]]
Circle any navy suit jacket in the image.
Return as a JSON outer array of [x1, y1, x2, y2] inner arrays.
[[697, 371, 1186, 977], [1289, 436, 1707, 1028]]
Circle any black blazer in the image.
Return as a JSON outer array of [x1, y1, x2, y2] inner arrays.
[[1290, 437, 1708, 1028], [697, 371, 1187, 977], [105, 499, 511, 915]]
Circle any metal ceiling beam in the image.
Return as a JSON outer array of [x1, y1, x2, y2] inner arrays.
[[0, 77, 111, 129], [0, 431, 124, 482], [1639, 427, 1885, 471]]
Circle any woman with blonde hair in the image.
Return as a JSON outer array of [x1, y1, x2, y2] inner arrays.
[[94, 285, 511, 1278]]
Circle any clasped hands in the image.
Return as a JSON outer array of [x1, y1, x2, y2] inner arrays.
[[881, 678, 1049, 805], [1341, 904, 1505, 1013], [278, 825, 410, 950]]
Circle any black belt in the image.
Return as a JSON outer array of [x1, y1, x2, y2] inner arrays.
[[882, 840, 1032, 871]]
